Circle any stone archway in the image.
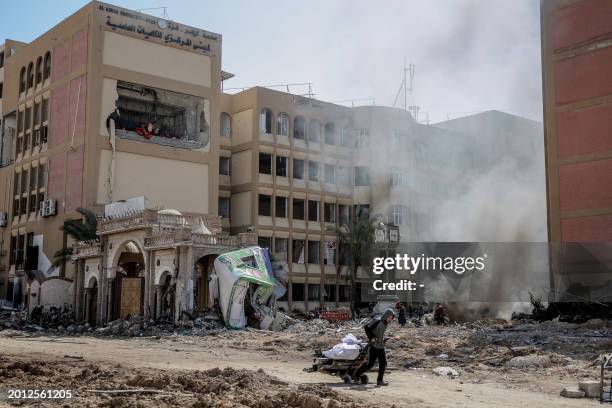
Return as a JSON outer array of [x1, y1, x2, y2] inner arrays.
[[109, 240, 146, 320], [195, 254, 218, 311]]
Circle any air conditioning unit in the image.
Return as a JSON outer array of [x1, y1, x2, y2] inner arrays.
[[0, 211, 7, 227], [39, 199, 57, 218]]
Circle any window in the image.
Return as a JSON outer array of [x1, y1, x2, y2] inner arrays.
[[220, 112, 231, 137], [13, 199, 20, 218], [274, 238, 288, 261], [275, 196, 287, 218], [35, 57, 43, 86], [276, 156, 288, 177], [0, 82, 3, 99], [29, 167, 36, 191], [337, 166, 350, 186], [21, 170, 28, 196], [20, 196, 27, 216], [308, 284, 320, 301], [340, 127, 351, 147], [390, 204, 407, 225], [339, 285, 350, 302], [354, 166, 369, 186], [277, 112, 289, 136], [308, 200, 319, 222], [34, 102, 41, 127], [29, 193, 37, 213], [13, 172, 20, 196], [292, 158, 304, 179], [292, 198, 304, 220], [218, 197, 230, 218], [37, 163, 46, 188], [389, 167, 409, 186], [308, 120, 321, 144], [258, 194, 272, 216], [339, 205, 350, 224], [19, 67, 26, 93], [259, 108, 273, 134], [354, 128, 369, 148], [26, 62, 34, 90], [219, 157, 230, 176], [324, 203, 335, 223], [324, 122, 336, 145], [42, 98, 49, 122], [43, 52, 51, 81], [258, 236, 272, 250], [292, 240, 305, 264], [324, 282, 336, 301], [294, 116, 305, 140], [259, 153, 272, 175], [308, 160, 319, 181], [292, 283, 305, 301], [25, 106, 32, 132], [324, 241, 336, 265], [0, 51, 4, 68], [307, 240, 320, 264], [324, 164, 335, 184]]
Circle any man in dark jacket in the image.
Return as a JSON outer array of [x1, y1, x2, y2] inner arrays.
[[357, 308, 396, 386]]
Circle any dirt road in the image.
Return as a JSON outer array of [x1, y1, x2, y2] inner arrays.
[[0, 333, 600, 408]]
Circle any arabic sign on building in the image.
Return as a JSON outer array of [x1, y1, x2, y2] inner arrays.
[[97, 2, 219, 55]]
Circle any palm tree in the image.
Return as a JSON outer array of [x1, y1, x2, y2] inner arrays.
[[53, 207, 99, 267], [336, 206, 377, 317]]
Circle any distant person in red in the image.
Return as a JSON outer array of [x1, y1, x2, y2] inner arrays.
[[434, 303, 446, 325]]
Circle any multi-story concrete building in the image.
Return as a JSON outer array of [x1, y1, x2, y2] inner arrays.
[[541, 0, 612, 301], [0, 1, 546, 323]]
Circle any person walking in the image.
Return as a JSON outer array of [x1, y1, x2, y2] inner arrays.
[[357, 308, 396, 386]]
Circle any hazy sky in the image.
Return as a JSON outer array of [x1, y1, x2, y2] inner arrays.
[[0, 0, 543, 123]]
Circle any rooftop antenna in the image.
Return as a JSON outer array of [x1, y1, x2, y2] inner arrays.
[[136, 6, 169, 19], [393, 58, 416, 112]]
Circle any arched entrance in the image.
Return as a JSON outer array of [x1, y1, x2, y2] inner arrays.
[[110, 241, 145, 320], [86, 277, 98, 325], [195, 254, 217, 311], [155, 271, 175, 322]]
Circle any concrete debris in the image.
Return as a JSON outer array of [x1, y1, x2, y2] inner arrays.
[[578, 380, 602, 398], [432, 366, 459, 377], [507, 355, 551, 369], [560, 387, 585, 398]]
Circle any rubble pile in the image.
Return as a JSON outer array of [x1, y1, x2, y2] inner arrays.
[[0, 355, 372, 408], [0, 305, 78, 333]]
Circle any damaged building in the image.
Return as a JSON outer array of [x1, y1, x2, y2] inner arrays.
[[0, 1, 546, 323]]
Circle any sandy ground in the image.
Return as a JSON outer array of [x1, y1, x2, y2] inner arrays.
[[0, 326, 604, 408]]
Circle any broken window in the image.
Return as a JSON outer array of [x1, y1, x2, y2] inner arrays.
[[275, 196, 287, 218], [218, 197, 230, 218], [277, 112, 289, 136], [37, 163, 46, 188], [308, 120, 321, 144], [308, 160, 319, 181], [19, 67, 26, 94], [308, 241, 319, 264], [111, 81, 210, 149], [339, 285, 350, 302], [325, 122, 336, 145], [324, 203, 336, 223], [259, 153, 272, 175], [292, 240, 304, 264], [258, 194, 272, 216], [308, 284, 320, 301], [258, 236, 272, 250], [292, 198, 305, 220], [324, 241, 336, 265], [35, 57, 43, 86], [293, 158, 304, 179], [276, 155, 288, 177], [294, 116, 305, 140], [219, 157, 230, 176], [354, 166, 369, 186], [43, 52, 51, 81], [274, 238, 288, 261], [26, 62, 34, 90], [324, 164, 335, 184], [308, 200, 319, 222], [220, 112, 231, 138], [259, 108, 273, 134], [292, 283, 305, 300]]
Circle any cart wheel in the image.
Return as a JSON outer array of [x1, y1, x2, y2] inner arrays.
[[360, 374, 369, 384], [342, 374, 352, 384]]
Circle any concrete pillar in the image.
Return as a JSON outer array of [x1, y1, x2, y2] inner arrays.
[[155, 285, 162, 319], [175, 245, 194, 322], [143, 249, 150, 319], [107, 279, 114, 322]]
